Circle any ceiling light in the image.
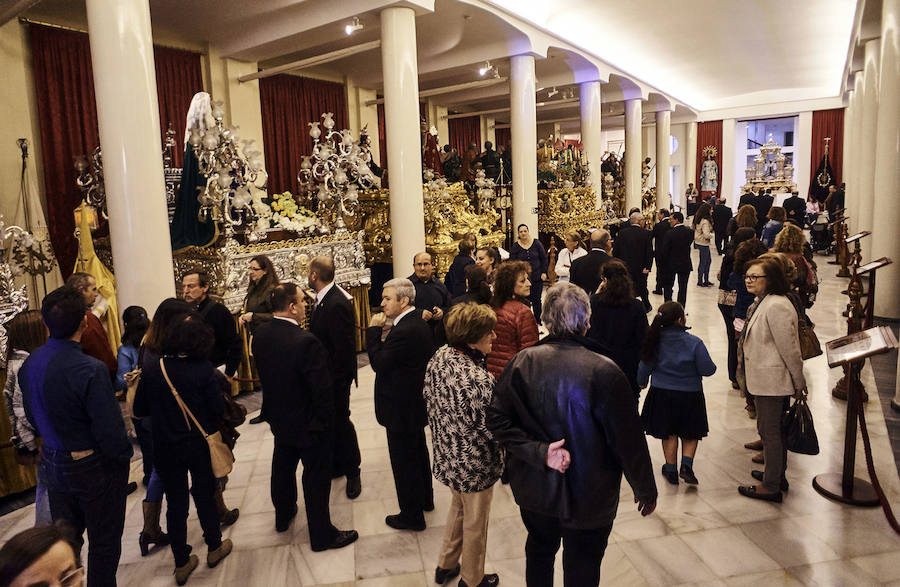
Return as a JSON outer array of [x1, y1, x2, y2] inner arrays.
[[547, 87, 558, 98], [345, 17, 363, 36], [478, 61, 492, 76]]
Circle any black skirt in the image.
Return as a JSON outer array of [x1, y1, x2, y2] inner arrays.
[[641, 386, 709, 440]]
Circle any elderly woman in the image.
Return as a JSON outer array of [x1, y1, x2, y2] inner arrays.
[[425, 303, 503, 587], [487, 282, 657, 586], [554, 230, 587, 283], [486, 261, 539, 378], [738, 257, 806, 503]]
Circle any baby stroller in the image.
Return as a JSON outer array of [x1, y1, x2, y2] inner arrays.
[[809, 211, 831, 253]]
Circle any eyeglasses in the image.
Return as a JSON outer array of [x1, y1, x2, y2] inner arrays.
[[248, 266, 262, 272], [744, 274, 766, 283], [60, 566, 85, 587]]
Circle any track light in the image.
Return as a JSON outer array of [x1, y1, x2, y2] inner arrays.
[[478, 61, 492, 76], [345, 17, 363, 35], [547, 87, 558, 98]]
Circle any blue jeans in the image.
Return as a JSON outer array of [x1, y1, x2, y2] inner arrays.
[[145, 468, 164, 503], [35, 460, 51, 525], [696, 244, 711, 284]]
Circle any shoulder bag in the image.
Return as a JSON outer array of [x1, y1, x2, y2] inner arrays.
[[159, 358, 234, 478]]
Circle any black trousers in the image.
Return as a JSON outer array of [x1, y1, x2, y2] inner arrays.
[[132, 416, 154, 479], [271, 435, 337, 550], [386, 426, 433, 523], [155, 436, 222, 567], [717, 302, 738, 382], [519, 509, 613, 587], [714, 230, 727, 254], [653, 260, 667, 293], [332, 377, 361, 479], [631, 271, 650, 309], [43, 448, 129, 587], [663, 270, 691, 308]]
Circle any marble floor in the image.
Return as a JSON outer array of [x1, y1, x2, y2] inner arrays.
[[2, 248, 900, 586]]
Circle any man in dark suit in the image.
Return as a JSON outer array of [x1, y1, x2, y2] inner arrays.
[[409, 252, 450, 347], [613, 211, 653, 311], [651, 209, 670, 295], [754, 189, 774, 236], [252, 284, 359, 550], [570, 229, 612, 295], [783, 191, 806, 227], [739, 190, 755, 209], [308, 256, 362, 500], [711, 198, 733, 254], [366, 278, 435, 531], [659, 211, 694, 307]]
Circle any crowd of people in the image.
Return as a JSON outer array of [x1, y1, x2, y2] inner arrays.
[[0, 191, 826, 584]]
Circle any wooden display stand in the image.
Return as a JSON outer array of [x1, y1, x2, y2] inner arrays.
[[815, 326, 898, 506], [827, 212, 850, 277]]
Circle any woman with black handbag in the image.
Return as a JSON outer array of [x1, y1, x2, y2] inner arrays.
[[134, 314, 233, 584], [737, 256, 807, 503]]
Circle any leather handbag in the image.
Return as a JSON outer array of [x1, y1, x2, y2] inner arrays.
[[782, 396, 819, 455], [159, 359, 234, 478], [798, 320, 822, 360]]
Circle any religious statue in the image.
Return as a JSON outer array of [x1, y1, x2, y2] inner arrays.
[[421, 121, 443, 177], [700, 146, 719, 194]]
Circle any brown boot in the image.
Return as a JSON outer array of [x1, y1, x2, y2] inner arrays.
[[752, 451, 765, 464], [743, 439, 763, 451], [214, 487, 239, 527], [139, 501, 170, 556], [207, 538, 233, 568]]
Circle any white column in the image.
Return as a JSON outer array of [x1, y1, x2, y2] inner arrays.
[[721, 118, 736, 202], [579, 80, 603, 208], [842, 89, 856, 211], [796, 111, 813, 198], [655, 110, 671, 209], [380, 6, 426, 277], [624, 98, 642, 213], [873, 0, 900, 320], [510, 54, 538, 233], [848, 72, 865, 230], [684, 121, 698, 210], [856, 39, 881, 233], [85, 0, 175, 315]]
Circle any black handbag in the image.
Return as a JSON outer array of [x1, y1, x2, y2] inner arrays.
[[782, 397, 819, 455]]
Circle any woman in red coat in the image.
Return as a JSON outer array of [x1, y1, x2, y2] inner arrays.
[[486, 261, 539, 378]]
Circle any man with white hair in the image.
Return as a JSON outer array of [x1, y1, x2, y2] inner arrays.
[[366, 278, 435, 531], [612, 212, 653, 312], [487, 282, 657, 586]]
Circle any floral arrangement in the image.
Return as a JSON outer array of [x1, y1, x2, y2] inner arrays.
[[252, 191, 319, 235]]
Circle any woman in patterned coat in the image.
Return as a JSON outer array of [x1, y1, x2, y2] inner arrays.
[[424, 303, 503, 587]]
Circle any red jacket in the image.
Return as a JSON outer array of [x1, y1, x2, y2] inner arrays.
[[81, 311, 116, 379], [487, 300, 539, 379]]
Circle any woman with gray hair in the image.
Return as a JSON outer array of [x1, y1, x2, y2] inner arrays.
[[487, 282, 657, 586]]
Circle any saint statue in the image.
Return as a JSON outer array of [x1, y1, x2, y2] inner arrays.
[[700, 149, 718, 193]]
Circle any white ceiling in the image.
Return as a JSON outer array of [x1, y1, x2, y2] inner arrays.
[[11, 0, 858, 118]]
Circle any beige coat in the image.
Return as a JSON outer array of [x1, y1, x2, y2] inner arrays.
[[742, 294, 806, 396], [693, 219, 712, 246]]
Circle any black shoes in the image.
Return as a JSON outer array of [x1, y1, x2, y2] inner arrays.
[[126, 482, 138, 495], [275, 503, 299, 533], [248, 414, 265, 425], [679, 465, 698, 485], [661, 466, 679, 485], [346, 476, 362, 499], [423, 501, 435, 512], [385, 513, 426, 531], [738, 485, 782, 502], [434, 564, 460, 584], [652, 289, 663, 295], [311, 529, 359, 552], [751, 470, 789, 491], [459, 573, 500, 587]]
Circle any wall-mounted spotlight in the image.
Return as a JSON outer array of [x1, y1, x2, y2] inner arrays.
[[547, 87, 558, 98], [345, 17, 363, 36], [478, 61, 493, 76]]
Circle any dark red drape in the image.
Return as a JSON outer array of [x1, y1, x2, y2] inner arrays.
[[810, 108, 844, 186], [154, 46, 204, 168], [696, 120, 723, 198], [448, 116, 481, 156], [494, 127, 511, 151], [259, 75, 348, 195], [29, 24, 204, 276], [30, 25, 99, 277], [377, 102, 388, 170]]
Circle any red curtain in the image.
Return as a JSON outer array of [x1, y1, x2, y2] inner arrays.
[[494, 127, 511, 150], [696, 120, 723, 198], [154, 46, 204, 168], [448, 116, 481, 156], [29, 24, 203, 276], [377, 102, 388, 170], [810, 108, 844, 186], [259, 75, 348, 194]]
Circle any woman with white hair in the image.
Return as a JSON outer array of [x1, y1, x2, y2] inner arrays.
[[487, 282, 657, 586]]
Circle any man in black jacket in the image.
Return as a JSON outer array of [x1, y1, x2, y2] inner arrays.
[[367, 278, 435, 531], [711, 198, 733, 254], [754, 190, 774, 236], [308, 256, 362, 500], [783, 191, 806, 227], [651, 209, 670, 295], [252, 284, 359, 550], [659, 212, 694, 307], [612, 211, 653, 311], [409, 252, 450, 347], [182, 269, 241, 379], [487, 283, 656, 586], [570, 229, 612, 296]]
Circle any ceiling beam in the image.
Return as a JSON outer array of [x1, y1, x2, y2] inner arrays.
[[238, 40, 381, 82], [445, 97, 579, 119], [365, 77, 508, 105]]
